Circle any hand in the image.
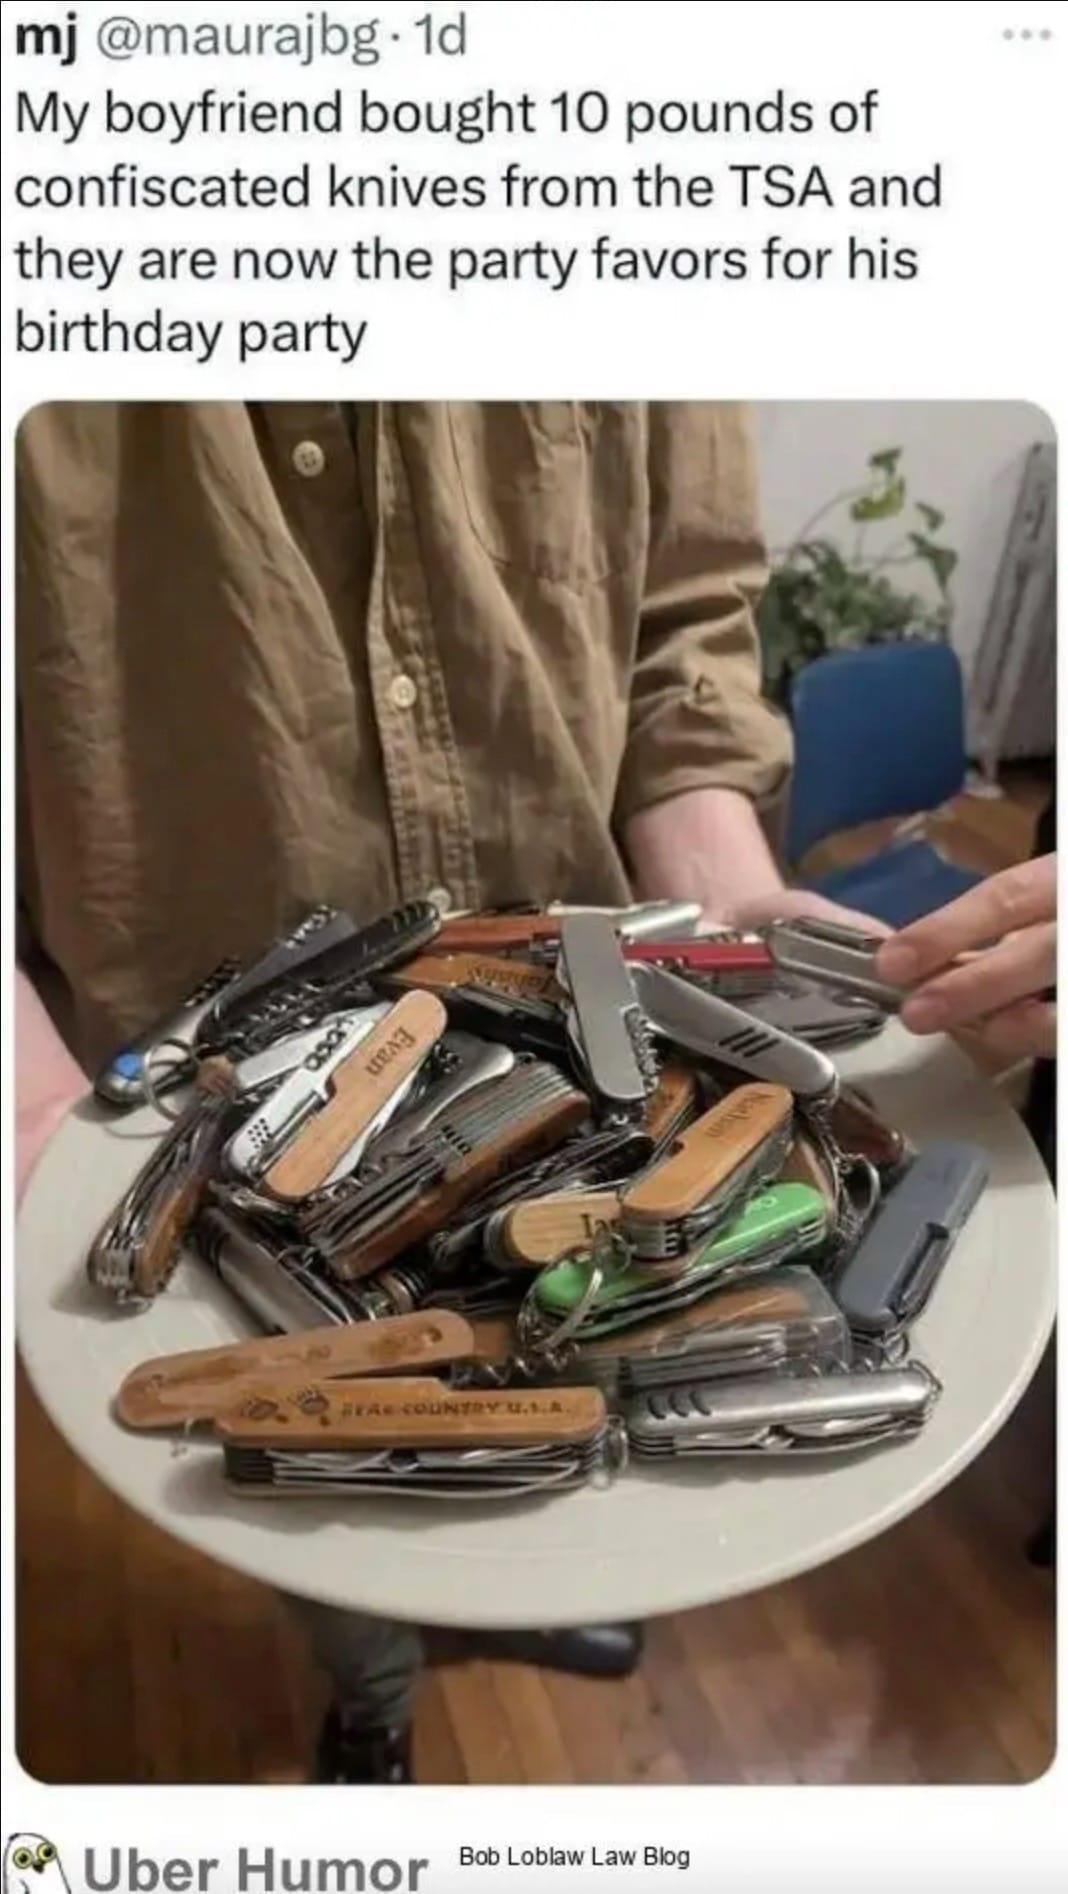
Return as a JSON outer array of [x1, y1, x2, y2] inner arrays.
[[875, 855, 1056, 1062], [723, 886, 891, 938]]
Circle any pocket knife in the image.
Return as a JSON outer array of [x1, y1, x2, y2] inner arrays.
[[618, 1083, 795, 1261]]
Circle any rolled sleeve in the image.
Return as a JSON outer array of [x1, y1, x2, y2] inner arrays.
[[615, 404, 793, 824]]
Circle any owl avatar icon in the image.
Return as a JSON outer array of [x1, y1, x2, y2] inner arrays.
[[5, 1838, 71, 1894]]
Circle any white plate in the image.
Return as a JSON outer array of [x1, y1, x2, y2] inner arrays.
[[17, 1025, 1056, 1629]]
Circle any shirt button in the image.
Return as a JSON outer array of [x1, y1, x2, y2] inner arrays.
[[427, 886, 453, 916], [388, 674, 418, 711], [292, 440, 325, 478]]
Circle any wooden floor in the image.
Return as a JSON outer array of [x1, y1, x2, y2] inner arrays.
[[16, 774, 1055, 1785]]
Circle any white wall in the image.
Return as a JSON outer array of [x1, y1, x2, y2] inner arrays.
[[754, 401, 1055, 676]]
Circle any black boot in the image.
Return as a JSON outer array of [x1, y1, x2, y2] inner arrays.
[[315, 1707, 413, 1784], [474, 1623, 644, 1679]]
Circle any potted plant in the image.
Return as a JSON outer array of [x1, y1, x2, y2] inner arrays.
[[759, 448, 959, 706]]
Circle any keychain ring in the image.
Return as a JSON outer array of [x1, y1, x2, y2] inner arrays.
[[839, 1154, 882, 1247], [517, 1223, 631, 1365], [141, 1036, 198, 1122]]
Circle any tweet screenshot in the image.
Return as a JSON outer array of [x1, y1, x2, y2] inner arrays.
[[3, 0, 1062, 1888]]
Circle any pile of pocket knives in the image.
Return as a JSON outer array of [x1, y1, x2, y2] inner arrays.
[[89, 899, 990, 1503]]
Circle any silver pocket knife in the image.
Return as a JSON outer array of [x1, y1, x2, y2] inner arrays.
[[223, 1002, 438, 1188], [359, 1033, 516, 1167], [626, 1361, 941, 1458], [230, 1004, 391, 1096], [764, 917, 905, 1012], [632, 961, 839, 1104], [196, 1207, 363, 1332], [548, 899, 703, 940], [297, 1057, 587, 1275], [222, 1435, 616, 1501], [557, 914, 658, 1120]]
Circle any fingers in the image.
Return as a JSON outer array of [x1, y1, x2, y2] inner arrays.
[[967, 1001, 1057, 1064], [876, 855, 1057, 984], [899, 922, 1056, 1033]]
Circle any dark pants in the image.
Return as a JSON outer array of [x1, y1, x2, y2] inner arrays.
[[286, 1596, 423, 1727]]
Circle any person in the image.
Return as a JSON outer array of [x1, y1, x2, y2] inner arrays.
[[879, 843, 1057, 1572], [14, 401, 1051, 1782], [876, 853, 1056, 1065]]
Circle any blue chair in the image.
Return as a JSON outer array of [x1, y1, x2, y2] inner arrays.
[[784, 642, 985, 928]]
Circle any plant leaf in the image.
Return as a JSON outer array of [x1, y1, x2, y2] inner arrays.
[[908, 533, 958, 594], [762, 447, 956, 690], [916, 502, 945, 532], [850, 476, 906, 522]]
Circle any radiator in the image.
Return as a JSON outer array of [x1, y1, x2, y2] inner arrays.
[[967, 442, 1056, 774]]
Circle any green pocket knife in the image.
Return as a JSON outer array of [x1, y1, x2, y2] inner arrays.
[[525, 1181, 830, 1345]]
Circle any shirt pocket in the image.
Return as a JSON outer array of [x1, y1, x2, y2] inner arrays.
[[447, 402, 644, 586]]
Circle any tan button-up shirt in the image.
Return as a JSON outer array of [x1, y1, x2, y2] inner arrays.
[[16, 401, 791, 1068]]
